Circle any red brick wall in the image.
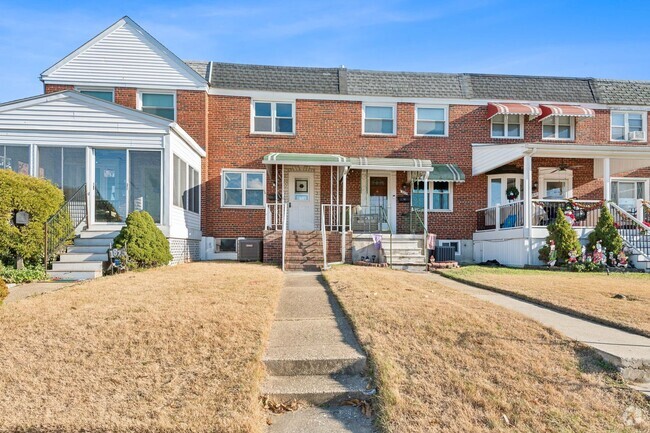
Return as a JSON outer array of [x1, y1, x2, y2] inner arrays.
[[114, 88, 137, 108], [44, 84, 74, 93]]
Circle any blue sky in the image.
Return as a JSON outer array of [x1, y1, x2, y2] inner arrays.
[[1, 0, 649, 102]]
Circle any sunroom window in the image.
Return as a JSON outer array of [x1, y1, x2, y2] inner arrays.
[[491, 114, 522, 138], [0, 145, 30, 175]]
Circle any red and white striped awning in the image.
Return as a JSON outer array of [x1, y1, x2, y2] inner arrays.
[[486, 102, 542, 120], [538, 104, 595, 121]]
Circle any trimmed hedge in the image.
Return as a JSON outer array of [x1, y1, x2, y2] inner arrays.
[[113, 211, 172, 268], [0, 169, 64, 265]]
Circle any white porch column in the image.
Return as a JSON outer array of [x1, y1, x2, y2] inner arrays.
[[341, 168, 348, 262], [603, 157, 611, 201], [423, 171, 429, 233], [523, 154, 533, 266]]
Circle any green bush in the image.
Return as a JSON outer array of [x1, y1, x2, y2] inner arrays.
[[588, 206, 623, 256], [0, 278, 7, 303], [538, 208, 582, 264], [0, 264, 48, 284], [113, 211, 172, 268], [0, 169, 65, 265]]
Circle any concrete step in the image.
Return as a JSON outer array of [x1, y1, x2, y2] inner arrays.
[[67, 245, 109, 254], [629, 382, 650, 398], [48, 270, 102, 281], [51, 261, 104, 272], [391, 263, 428, 272], [286, 254, 325, 261], [73, 237, 114, 247], [266, 405, 374, 433], [285, 263, 323, 271], [78, 230, 120, 239], [59, 252, 108, 262], [261, 374, 371, 405]]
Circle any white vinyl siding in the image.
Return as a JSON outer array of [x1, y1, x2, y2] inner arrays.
[[611, 111, 646, 141], [42, 20, 206, 90], [491, 114, 523, 138], [363, 104, 395, 135], [415, 105, 447, 136]]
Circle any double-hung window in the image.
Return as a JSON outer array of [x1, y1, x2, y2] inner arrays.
[[491, 114, 522, 138], [411, 180, 452, 211], [542, 116, 574, 140], [252, 101, 294, 134], [222, 170, 265, 208], [140, 92, 175, 120], [415, 105, 447, 136], [611, 111, 646, 141], [363, 104, 395, 135], [78, 88, 114, 102]]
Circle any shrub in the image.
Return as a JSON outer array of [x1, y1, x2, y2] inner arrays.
[[113, 211, 172, 268], [538, 208, 582, 264], [0, 276, 7, 303], [588, 206, 623, 256], [0, 169, 64, 265], [0, 265, 48, 284]]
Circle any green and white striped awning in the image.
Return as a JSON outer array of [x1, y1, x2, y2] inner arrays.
[[263, 152, 349, 166], [430, 163, 465, 182], [262, 152, 465, 181]]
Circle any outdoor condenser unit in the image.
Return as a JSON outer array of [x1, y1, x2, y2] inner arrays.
[[237, 239, 263, 262], [435, 246, 456, 262]]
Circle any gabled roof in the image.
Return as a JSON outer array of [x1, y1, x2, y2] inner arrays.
[[42, 16, 207, 90]]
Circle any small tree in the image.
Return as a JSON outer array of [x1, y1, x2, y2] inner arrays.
[[113, 211, 172, 268], [0, 169, 64, 266], [588, 205, 623, 255], [539, 208, 582, 264]]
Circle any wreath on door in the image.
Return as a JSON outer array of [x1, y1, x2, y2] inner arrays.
[[506, 185, 520, 201]]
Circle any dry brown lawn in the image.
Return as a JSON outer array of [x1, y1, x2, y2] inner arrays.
[[441, 266, 650, 337], [0, 262, 283, 433], [324, 265, 650, 433]]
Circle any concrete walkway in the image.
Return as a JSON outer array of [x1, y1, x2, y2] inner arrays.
[[262, 272, 374, 433], [5, 281, 75, 303], [428, 273, 650, 397]]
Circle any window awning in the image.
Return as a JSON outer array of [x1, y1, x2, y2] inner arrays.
[[430, 164, 466, 182], [348, 157, 433, 172], [486, 102, 542, 120], [538, 104, 595, 121], [263, 152, 349, 166]]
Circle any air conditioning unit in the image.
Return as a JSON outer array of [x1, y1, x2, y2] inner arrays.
[[628, 130, 646, 141]]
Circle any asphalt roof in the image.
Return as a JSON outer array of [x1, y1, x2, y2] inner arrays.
[[184, 60, 650, 105]]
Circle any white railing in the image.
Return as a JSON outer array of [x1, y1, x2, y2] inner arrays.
[[321, 204, 352, 270], [265, 203, 286, 230], [281, 203, 288, 272], [476, 200, 524, 231], [608, 202, 650, 260]]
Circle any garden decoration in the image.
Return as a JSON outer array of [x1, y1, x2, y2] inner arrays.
[[564, 208, 576, 226], [581, 245, 587, 263], [592, 240, 604, 266], [567, 249, 578, 264], [547, 240, 557, 267], [617, 250, 628, 268], [505, 185, 519, 201], [608, 252, 617, 267]]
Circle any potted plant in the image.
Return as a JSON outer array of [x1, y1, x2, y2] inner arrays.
[[505, 185, 519, 201]]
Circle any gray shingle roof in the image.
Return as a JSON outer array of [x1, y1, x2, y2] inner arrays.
[[184, 60, 650, 105]]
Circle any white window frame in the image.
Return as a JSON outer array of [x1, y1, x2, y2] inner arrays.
[[362, 103, 396, 136], [610, 111, 647, 142], [541, 116, 575, 141], [414, 104, 448, 137], [221, 169, 266, 209], [172, 154, 200, 214], [411, 179, 453, 212], [538, 167, 573, 199], [76, 87, 115, 103], [487, 174, 524, 206], [438, 239, 461, 256], [250, 100, 296, 135], [490, 114, 524, 139], [136, 90, 176, 121]]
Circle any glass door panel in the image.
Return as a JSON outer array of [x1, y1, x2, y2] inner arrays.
[[95, 149, 127, 223], [62, 148, 86, 199], [129, 151, 161, 223]]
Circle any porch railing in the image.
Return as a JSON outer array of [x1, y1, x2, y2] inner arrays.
[[351, 205, 392, 233], [408, 207, 429, 261], [321, 204, 353, 270], [265, 203, 286, 230], [609, 202, 650, 259], [44, 184, 88, 266], [641, 200, 650, 226], [476, 200, 524, 231]]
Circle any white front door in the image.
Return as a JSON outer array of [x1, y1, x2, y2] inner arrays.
[[288, 172, 315, 230]]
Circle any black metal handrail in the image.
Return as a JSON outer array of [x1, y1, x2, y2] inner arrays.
[[44, 184, 88, 266]]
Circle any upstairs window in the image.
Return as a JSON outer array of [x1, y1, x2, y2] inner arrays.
[[252, 101, 294, 134], [542, 116, 574, 140], [140, 92, 175, 120], [491, 114, 522, 138], [415, 106, 447, 136], [79, 88, 114, 102], [611, 111, 646, 141], [222, 170, 265, 208], [363, 104, 395, 135]]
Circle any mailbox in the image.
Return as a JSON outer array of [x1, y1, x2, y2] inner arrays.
[[14, 210, 30, 226]]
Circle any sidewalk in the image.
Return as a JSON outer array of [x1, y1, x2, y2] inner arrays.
[[428, 273, 650, 397], [5, 281, 75, 303]]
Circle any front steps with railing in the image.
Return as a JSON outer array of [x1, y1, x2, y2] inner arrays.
[[384, 234, 427, 271], [285, 231, 324, 271], [48, 230, 118, 281]]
